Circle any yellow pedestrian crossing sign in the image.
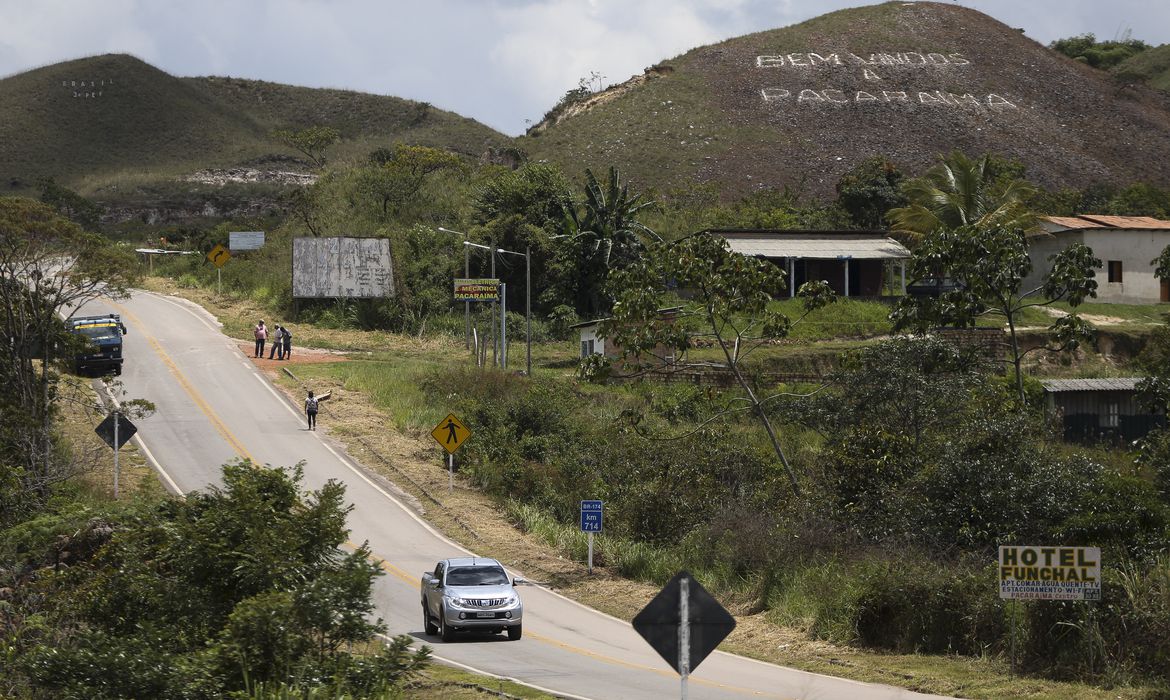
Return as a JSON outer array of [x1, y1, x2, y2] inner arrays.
[[431, 413, 471, 454], [207, 244, 231, 268]]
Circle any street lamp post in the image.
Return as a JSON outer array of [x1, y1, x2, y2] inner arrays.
[[463, 241, 530, 374]]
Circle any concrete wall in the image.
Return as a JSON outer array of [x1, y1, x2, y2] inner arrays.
[[1026, 230, 1170, 303]]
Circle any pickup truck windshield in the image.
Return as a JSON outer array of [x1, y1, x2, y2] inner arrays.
[[446, 566, 509, 586], [74, 325, 120, 342]]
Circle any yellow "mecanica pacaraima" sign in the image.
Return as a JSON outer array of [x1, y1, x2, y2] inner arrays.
[[453, 278, 500, 302], [998, 546, 1101, 601]]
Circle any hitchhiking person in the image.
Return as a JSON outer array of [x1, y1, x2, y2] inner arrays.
[[268, 325, 284, 360], [305, 390, 318, 430], [282, 325, 292, 360], [253, 320, 267, 357]]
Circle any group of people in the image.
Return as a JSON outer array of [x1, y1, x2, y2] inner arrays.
[[254, 320, 320, 430], [252, 320, 293, 360]]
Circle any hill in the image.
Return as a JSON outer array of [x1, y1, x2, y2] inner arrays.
[[1116, 44, 1170, 93], [518, 1, 1170, 200], [0, 54, 510, 197]]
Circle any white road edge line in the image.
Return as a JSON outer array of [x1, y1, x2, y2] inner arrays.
[[377, 634, 595, 700], [97, 381, 183, 495]]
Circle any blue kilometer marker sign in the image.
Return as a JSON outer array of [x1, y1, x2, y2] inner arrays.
[[580, 500, 603, 532]]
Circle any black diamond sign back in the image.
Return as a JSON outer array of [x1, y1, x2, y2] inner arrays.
[[95, 413, 137, 450], [632, 570, 736, 675]]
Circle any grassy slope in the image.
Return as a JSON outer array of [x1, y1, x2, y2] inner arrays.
[[0, 54, 511, 198], [1117, 44, 1170, 93]]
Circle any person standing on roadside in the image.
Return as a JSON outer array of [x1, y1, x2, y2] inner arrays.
[[253, 320, 267, 358], [282, 325, 292, 360], [305, 390, 318, 430], [268, 325, 285, 360]]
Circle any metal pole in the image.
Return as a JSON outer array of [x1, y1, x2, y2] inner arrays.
[[113, 411, 120, 499], [464, 245, 470, 350], [448, 453, 454, 493], [526, 245, 532, 377], [679, 575, 690, 700], [1010, 600, 1017, 678], [217, 267, 222, 295], [588, 531, 594, 574], [501, 283, 508, 369], [491, 241, 497, 367]]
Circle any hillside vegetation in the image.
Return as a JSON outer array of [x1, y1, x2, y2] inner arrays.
[[0, 54, 510, 197], [520, 1, 1170, 199]]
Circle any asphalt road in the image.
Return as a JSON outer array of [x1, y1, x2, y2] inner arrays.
[[76, 290, 954, 700]]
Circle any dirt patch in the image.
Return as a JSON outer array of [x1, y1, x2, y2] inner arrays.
[[238, 341, 350, 369]]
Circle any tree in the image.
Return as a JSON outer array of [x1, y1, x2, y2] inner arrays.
[[603, 232, 836, 495], [888, 151, 1037, 241], [835, 156, 907, 229], [271, 126, 341, 169], [358, 144, 463, 221], [8, 462, 430, 697], [1049, 33, 1150, 69], [560, 167, 658, 317], [891, 224, 1100, 404], [37, 177, 104, 230], [0, 197, 138, 521]]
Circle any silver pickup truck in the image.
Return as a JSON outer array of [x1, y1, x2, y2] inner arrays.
[[421, 557, 524, 641]]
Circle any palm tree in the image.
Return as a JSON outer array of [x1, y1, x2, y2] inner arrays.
[[888, 151, 1037, 242], [560, 167, 659, 316]]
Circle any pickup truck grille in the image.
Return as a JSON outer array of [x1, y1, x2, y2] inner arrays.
[[465, 598, 508, 608]]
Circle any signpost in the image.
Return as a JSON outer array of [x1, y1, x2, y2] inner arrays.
[[998, 546, 1101, 601], [633, 571, 736, 700], [580, 500, 603, 574], [229, 231, 265, 251], [95, 411, 137, 499], [207, 243, 231, 294], [998, 545, 1101, 676], [430, 413, 471, 493], [453, 278, 501, 302]]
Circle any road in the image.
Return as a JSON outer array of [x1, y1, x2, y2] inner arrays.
[[77, 289, 953, 700]]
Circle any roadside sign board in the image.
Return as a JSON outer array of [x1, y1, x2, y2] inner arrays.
[[431, 413, 471, 454], [95, 413, 137, 450], [633, 570, 736, 676], [229, 231, 265, 251], [580, 500, 603, 532], [454, 278, 500, 302], [999, 546, 1101, 601], [207, 244, 231, 268]]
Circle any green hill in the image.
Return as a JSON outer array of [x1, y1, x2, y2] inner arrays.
[[1116, 44, 1170, 93], [518, 1, 1170, 199], [0, 54, 510, 197]]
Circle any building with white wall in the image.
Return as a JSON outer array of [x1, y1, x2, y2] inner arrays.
[[1025, 215, 1170, 303]]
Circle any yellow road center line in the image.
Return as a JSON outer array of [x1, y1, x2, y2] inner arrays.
[[115, 298, 780, 698], [110, 301, 255, 462]]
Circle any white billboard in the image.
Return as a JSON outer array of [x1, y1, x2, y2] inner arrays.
[[998, 546, 1101, 601], [230, 231, 265, 251], [292, 237, 395, 299]]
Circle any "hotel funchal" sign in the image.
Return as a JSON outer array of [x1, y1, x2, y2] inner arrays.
[[998, 546, 1101, 601]]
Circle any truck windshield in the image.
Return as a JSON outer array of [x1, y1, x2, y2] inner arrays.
[[74, 324, 120, 342], [446, 566, 509, 586]]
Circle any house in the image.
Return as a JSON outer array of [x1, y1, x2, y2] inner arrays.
[[711, 229, 911, 297], [1024, 215, 1170, 303], [571, 307, 682, 363], [1041, 377, 1165, 444]]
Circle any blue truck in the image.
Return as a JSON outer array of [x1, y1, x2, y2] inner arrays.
[[66, 314, 128, 375]]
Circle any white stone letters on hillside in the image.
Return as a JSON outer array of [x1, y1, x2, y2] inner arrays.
[[754, 50, 1016, 111]]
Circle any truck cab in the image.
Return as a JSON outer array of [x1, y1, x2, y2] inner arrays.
[[421, 557, 524, 642], [66, 314, 128, 375]]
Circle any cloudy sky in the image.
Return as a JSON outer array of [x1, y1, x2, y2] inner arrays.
[[1, 0, 1167, 136]]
